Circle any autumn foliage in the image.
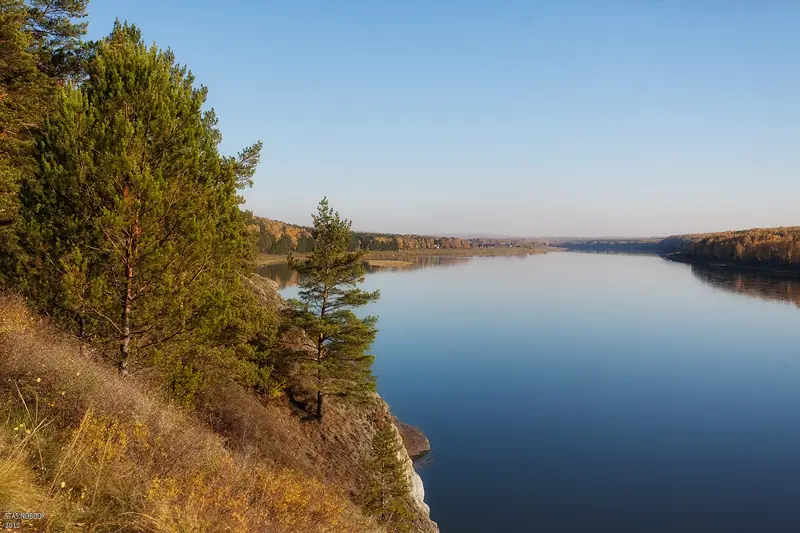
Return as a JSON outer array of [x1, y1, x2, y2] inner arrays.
[[680, 227, 800, 266], [248, 213, 471, 253]]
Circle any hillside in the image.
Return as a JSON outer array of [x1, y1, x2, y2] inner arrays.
[[0, 15, 438, 532], [0, 282, 438, 532]]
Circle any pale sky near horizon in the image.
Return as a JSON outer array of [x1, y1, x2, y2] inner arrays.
[[86, 2, 799, 238]]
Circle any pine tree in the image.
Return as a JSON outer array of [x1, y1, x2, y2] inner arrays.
[[365, 410, 414, 532], [24, 0, 90, 81], [0, 0, 87, 272], [0, 1, 45, 257], [288, 198, 380, 420], [19, 22, 262, 376]]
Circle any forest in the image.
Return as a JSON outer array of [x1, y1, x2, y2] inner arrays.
[[247, 213, 472, 253], [672, 227, 800, 266], [0, 2, 436, 532]]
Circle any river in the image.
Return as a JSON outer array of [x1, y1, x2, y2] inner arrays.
[[259, 252, 800, 533]]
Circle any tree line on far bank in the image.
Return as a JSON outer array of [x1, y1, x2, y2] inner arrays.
[[668, 228, 800, 266], [247, 213, 472, 253]]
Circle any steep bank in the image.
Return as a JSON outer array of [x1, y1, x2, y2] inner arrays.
[[388, 414, 430, 516], [394, 419, 431, 460], [248, 274, 437, 531], [0, 288, 438, 532], [0, 292, 382, 532]]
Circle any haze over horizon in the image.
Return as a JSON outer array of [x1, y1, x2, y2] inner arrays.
[[86, 2, 799, 238]]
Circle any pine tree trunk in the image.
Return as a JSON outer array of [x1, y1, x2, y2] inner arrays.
[[315, 336, 324, 420], [119, 260, 132, 376], [316, 283, 326, 420]]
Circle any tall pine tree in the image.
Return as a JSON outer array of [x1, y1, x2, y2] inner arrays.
[[288, 198, 380, 420], [0, 0, 87, 272], [19, 22, 262, 375]]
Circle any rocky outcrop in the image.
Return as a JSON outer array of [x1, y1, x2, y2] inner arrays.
[[386, 409, 434, 524], [408, 461, 429, 515], [372, 395, 437, 532], [244, 273, 283, 309], [394, 418, 431, 460]]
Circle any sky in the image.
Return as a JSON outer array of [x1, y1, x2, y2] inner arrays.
[[85, 1, 800, 238]]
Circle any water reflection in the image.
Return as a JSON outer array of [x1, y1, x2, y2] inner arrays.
[[689, 262, 800, 308], [253, 262, 299, 290], [254, 255, 470, 289], [563, 249, 661, 256], [253, 253, 800, 532]]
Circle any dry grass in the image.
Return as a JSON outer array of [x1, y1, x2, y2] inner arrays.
[[0, 291, 384, 533], [0, 455, 48, 520]]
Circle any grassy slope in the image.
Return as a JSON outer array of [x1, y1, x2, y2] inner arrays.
[[0, 290, 437, 532]]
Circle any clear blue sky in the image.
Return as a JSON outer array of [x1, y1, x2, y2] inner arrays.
[[86, 1, 799, 237]]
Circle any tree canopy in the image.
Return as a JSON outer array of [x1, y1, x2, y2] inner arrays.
[[288, 198, 380, 420], [18, 21, 265, 380], [678, 227, 800, 266], [0, 0, 87, 269]]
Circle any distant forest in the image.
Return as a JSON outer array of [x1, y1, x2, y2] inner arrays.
[[678, 227, 800, 266], [248, 215, 800, 268], [534, 228, 800, 269], [246, 213, 473, 253]]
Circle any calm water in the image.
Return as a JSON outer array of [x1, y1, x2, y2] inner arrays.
[[269, 252, 800, 533]]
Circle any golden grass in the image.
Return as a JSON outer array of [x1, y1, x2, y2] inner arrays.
[[0, 457, 47, 517], [0, 291, 384, 533]]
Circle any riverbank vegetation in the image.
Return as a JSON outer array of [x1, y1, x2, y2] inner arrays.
[[0, 4, 434, 531], [553, 229, 800, 272], [675, 227, 800, 266], [248, 214, 471, 253], [547, 238, 663, 254]]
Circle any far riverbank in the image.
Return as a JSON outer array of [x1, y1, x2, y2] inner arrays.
[[665, 252, 800, 277], [254, 246, 548, 266]]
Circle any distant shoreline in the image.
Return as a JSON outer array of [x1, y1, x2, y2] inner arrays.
[[664, 252, 800, 278], [254, 247, 547, 266]]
